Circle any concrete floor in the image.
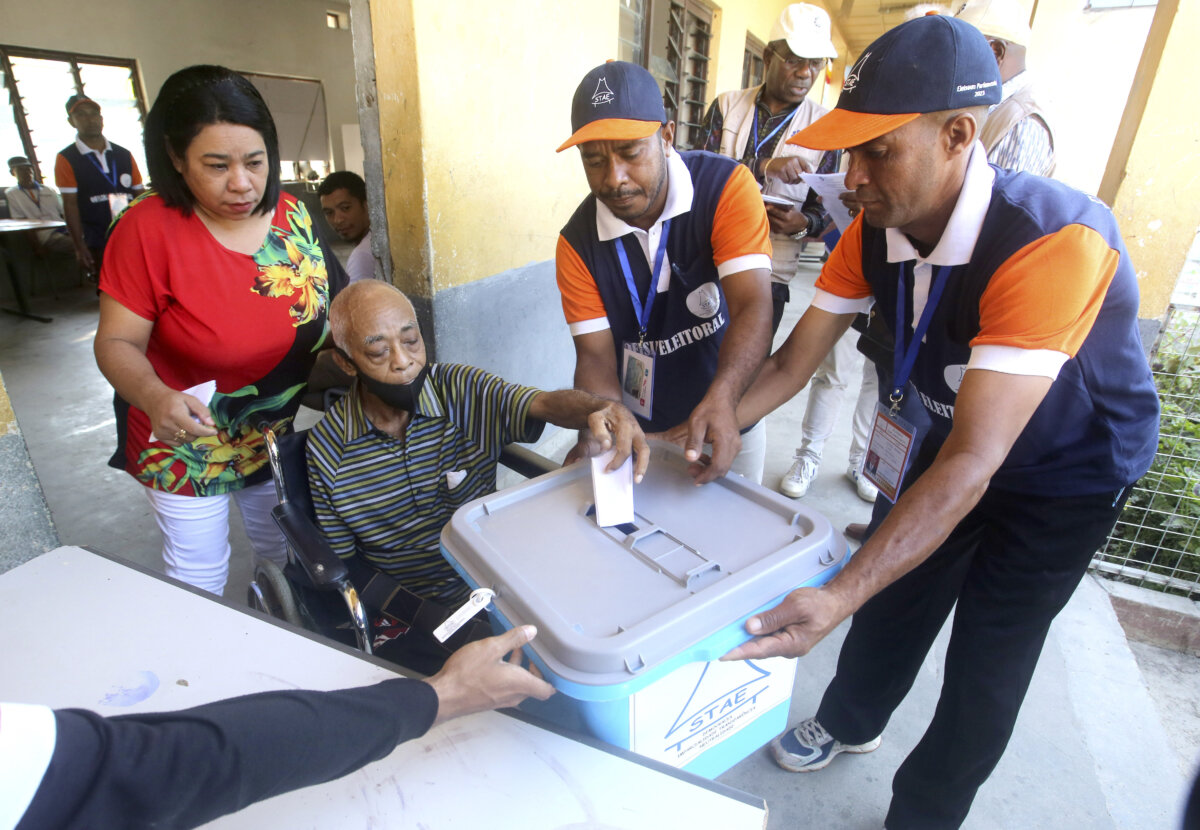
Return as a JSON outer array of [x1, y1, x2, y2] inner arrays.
[[0, 266, 1196, 828]]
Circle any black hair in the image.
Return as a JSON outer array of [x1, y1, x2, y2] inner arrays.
[[144, 65, 280, 216], [317, 170, 367, 204]]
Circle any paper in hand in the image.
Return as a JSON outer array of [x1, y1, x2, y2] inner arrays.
[[182, 380, 217, 425], [183, 379, 216, 407], [800, 172, 855, 233], [591, 447, 634, 527]]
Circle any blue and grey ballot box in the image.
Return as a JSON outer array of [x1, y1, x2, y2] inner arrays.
[[440, 441, 849, 778]]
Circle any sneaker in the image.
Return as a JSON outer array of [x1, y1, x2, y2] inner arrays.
[[847, 464, 879, 503], [780, 454, 819, 498], [770, 717, 882, 772]]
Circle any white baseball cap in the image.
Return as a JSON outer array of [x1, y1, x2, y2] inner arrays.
[[956, 0, 1033, 48], [769, 3, 838, 60]]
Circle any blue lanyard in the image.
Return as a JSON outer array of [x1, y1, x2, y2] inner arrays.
[[891, 262, 953, 412], [86, 149, 120, 189], [614, 218, 672, 341], [751, 105, 799, 157]]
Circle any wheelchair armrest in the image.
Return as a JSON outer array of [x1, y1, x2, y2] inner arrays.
[[270, 502, 350, 589], [499, 443, 558, 479]]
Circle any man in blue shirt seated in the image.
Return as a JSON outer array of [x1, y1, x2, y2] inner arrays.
[[307, 279, 648, 673]]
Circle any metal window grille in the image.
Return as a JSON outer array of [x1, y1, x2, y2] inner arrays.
[[665, 0, 711, 150], [742, 34, 766, 90], [1091, 301, 1200, 598], [619, 0, 648, 66]]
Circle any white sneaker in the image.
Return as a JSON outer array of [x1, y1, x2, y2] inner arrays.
[[781, 454, 819, 498], [847, 464, 879, 503]]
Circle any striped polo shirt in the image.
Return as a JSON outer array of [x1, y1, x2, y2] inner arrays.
[[307, 363, 544, 606]]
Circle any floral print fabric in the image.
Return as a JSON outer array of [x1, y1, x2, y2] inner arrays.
[[100, 193, 334, 496]]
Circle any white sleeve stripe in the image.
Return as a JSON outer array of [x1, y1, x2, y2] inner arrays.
[[717, 253, 772, 278], [57, 186, 78, 193], [967, 345, 1069, 379], [810, 288, 874, 315], [569, 317, 610, 337], [0, 702, 57, 829]]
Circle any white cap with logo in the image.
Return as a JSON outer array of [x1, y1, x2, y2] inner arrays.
[[769, 3, 838, 60], [955, 0, 1033, 48]]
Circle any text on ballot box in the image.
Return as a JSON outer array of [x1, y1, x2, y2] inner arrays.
[[441, 441, 847, 778]]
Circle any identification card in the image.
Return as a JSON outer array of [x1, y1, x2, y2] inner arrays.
[[108, 192, 130, 217], [862, 403, 917, 504], [621, 343, 655, 419]]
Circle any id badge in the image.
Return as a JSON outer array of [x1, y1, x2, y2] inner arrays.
[[621, 342, 655, 419], [862, 402, 916, 504], [108, 192, 130, 216]]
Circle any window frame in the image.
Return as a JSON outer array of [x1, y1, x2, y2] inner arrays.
[[0, 44, 147, 183]]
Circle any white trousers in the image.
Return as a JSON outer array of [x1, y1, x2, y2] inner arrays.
[[143, 480, 287, 596], [726, 419, 767, 484], [797, 327, 878, 468]]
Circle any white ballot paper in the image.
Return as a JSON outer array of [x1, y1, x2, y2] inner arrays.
[[591, 448, 634, 527], [183, 379, 217, 408], [800, 172, 855, 233]]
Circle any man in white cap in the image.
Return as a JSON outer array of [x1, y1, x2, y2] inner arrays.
[[957, 0, 1055, 176], [702, 3, 879, 504]]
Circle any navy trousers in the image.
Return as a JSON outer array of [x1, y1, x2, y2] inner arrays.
[[816, 483, 1129, 829]]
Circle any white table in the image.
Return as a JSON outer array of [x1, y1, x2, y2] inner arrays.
[[0, 547, 768, 829], [0, 218, 68, 323]]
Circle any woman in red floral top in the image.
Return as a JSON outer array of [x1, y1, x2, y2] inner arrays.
[[95, 65, 345, 594]]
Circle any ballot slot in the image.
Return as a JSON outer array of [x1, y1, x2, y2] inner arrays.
[[585, 505, 724, 591]]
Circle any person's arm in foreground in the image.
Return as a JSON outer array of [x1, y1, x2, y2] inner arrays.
[[681, 267, 773, 483], [94, 294, 218, 446], [724, 368, 1052, 660], [530, 389, 650, 481], [15, 626, 553, 830], [565, 327, 631, 459]]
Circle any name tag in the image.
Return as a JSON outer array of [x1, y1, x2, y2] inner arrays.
[[862, 403, 917, 504], [621, 343, 655, 419]]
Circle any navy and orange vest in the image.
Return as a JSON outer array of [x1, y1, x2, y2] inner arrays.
[[559, 151, 740, 433], [861, 169, 1158, 496]]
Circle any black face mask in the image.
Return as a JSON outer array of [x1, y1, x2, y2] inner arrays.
[[340, 349, 430, 413]]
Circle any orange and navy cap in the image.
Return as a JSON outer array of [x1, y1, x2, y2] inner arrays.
[[787, 14, 1001, 151], [65, 94, 99, 115], [557, 61, 666, 153]]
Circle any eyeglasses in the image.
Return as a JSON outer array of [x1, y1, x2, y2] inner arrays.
[[768, 51, 827, 74]]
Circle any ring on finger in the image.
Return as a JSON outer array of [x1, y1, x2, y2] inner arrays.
[[174, 427, 189, 443]]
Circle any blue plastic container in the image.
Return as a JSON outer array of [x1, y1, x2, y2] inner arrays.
[[440, 441, 847, 778]]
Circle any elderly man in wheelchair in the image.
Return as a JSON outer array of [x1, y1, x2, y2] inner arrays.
[[256, 279, 649, 675]]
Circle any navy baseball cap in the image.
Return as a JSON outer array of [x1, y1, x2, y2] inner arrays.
[[557, 61, 667, 152], [788, 14, 1001, 150], [65, 94, 99, 115]]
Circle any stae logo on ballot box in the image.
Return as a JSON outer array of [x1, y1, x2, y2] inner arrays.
[[630, 656, 796, 767]]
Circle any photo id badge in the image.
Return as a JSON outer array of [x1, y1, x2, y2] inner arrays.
[[621, 342, 655, 419], [862, 402, 916, 504]]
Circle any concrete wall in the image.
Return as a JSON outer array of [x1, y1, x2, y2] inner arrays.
[[4, 0, 358, 171], [1030, 1, 1156, 196], [1099, 0, 1200, 321]]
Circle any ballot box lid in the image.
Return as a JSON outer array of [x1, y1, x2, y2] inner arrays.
[[440, 441, 847, 695]]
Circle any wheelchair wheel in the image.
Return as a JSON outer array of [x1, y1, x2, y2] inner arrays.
[[247, 558, 303, 628]]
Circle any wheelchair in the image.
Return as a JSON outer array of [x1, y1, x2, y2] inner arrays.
[[247, 425, 558, 657]]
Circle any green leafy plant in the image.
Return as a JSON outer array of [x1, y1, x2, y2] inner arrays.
[[1097, 307, 1200, 598]]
